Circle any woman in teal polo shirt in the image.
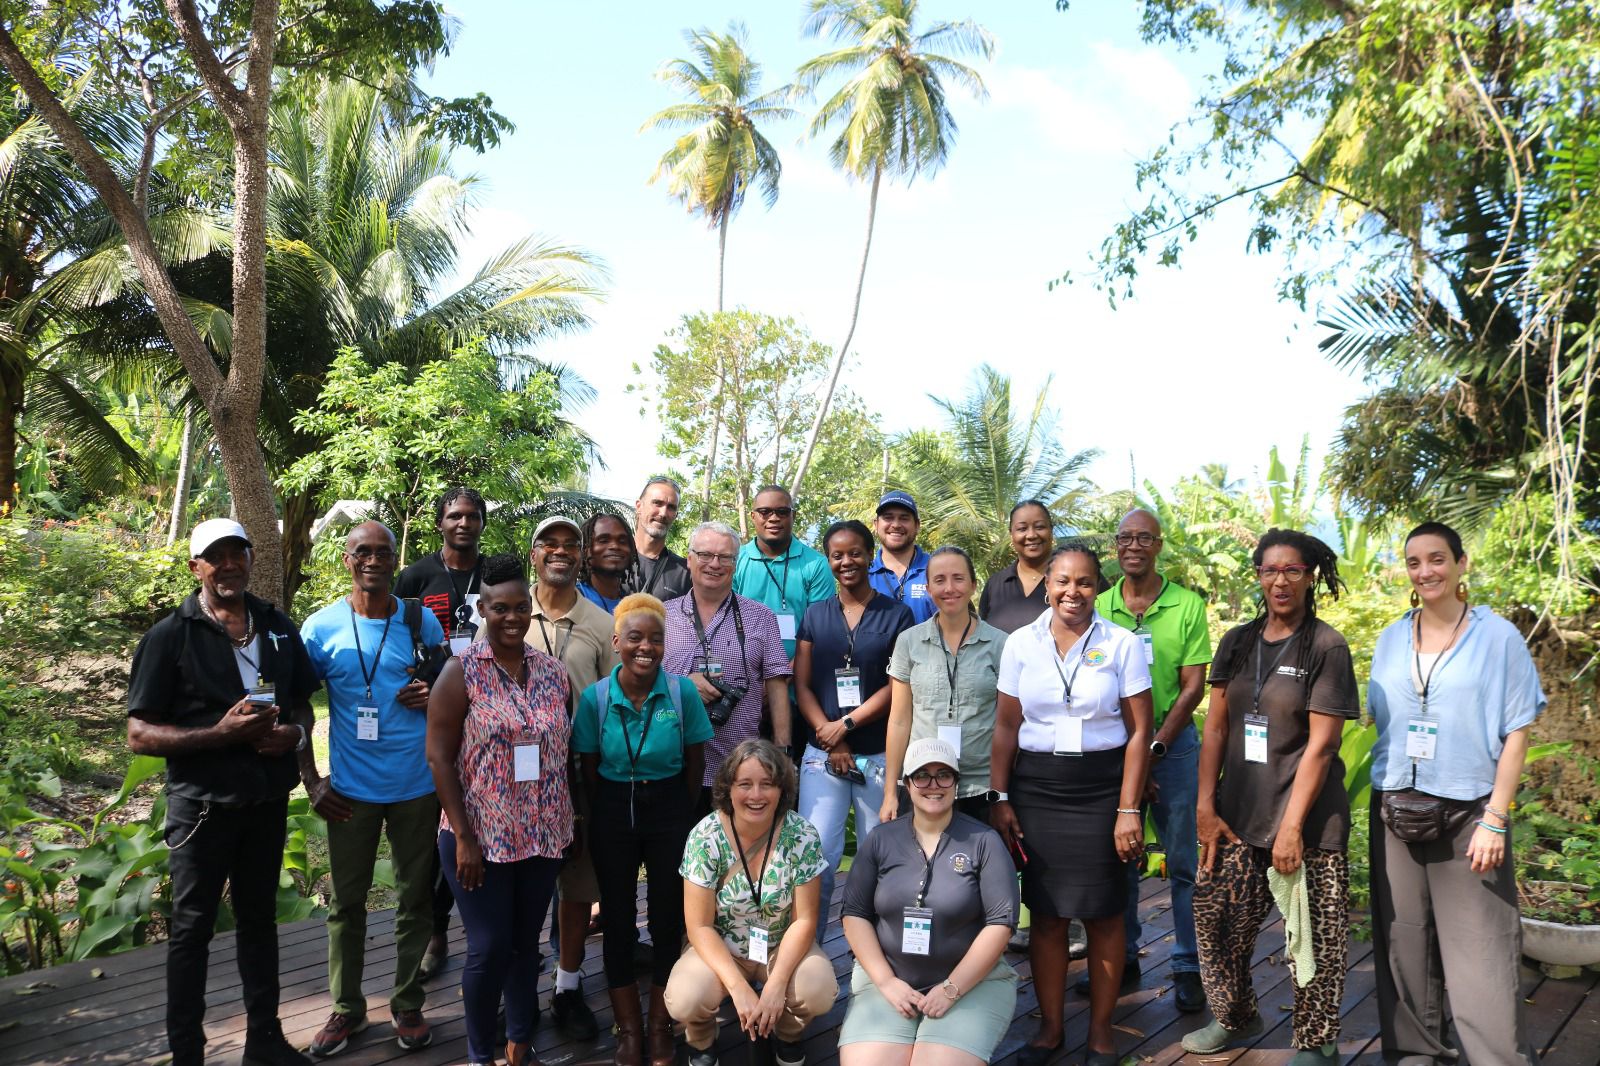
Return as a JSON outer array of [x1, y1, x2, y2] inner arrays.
[[573, 593, 714, 1066]]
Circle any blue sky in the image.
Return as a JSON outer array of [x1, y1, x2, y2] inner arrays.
[[423, 2, 1369, 506]]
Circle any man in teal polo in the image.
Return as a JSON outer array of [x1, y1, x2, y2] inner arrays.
[[731, 484, 834, 662], [1089, 508, 1210, 1011]]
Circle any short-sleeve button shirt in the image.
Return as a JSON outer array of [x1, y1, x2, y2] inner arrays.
[[978, 562, 1050, 635], [525, 588, 616, 693], [997, 610, 1153, 753], [1097, 576, 1212, 725], [869, 546, 936, 623], [679, 809, 827, 958], [797, 593, 916, 755], [887, 616, 1006, 797], [572, 666, 715, 782]]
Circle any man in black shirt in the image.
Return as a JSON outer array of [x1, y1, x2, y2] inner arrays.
[[127, 519, 319, 1066], [631, 475, 690, 600]]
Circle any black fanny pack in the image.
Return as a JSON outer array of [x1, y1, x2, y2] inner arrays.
[[1378, 788, 1480, 844]]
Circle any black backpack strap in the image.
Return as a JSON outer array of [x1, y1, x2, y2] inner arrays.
[[402, 597, 426, 663]]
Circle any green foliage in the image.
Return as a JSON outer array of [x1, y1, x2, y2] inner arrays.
[[1515, 781, 1600, 925], [1470, 493, 1600, 616]]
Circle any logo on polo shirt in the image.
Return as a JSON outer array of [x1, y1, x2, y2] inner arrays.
[[910, 583, 927, 597], [1084, 648, 1108, 666], [655, 708, 680, 724], [951, 853, 970, 873]]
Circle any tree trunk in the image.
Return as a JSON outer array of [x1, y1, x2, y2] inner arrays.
[[279, 482, 321, 608], [0, 355, 22, 517], [716, 209, 728, 314], [166, 406, 195, 545], [789, 164, 881, 497], [698, 214, 732, 520]]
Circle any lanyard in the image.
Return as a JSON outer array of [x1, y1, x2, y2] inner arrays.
[[1412, 604, 1469, 712], [759, 549, 793, 610], [689, 593, 749, 683], [1051, 620, 1099, 707], [730, 817, 776, 909], [532, 587, 575, 660], [939, 616, 973, 717], [914, 832, 950, 908], [839, 596, 868, 667], [349, 599, 395, 701], [235, 639, 263, 686], [440, 552, 481, 627], [1131, 578, 1167, 628], [615, 688, 656, 779], [1253, 629, 1300, 712]]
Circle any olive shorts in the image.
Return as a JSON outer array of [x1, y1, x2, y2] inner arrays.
[[837, 959, 1017, 1060]]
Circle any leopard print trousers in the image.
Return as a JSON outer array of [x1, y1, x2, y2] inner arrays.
[[1194, 840, 1349, 1049]]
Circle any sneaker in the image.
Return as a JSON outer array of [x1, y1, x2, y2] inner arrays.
[[1181, 1014, 1264, 1055], [775, 1038, 805, 1066], [309, 1013, 368, 1058], [1073, 956, 1141, 995], [551, 986, 599, 1042], [392, 1009, 433, 1051], [687, 1046, 719, 1066], [1174, 971, 1206, 1013], [242, 1022, 313, 1066]]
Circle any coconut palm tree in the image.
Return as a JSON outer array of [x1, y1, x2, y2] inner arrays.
[[787, 0, 991, 497]]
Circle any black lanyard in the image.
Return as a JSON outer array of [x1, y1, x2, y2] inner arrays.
[[1052, 620, 1099, 706], [532, 587, 575, 660], [688, 593, 749, 683], [615, 689, 656, 779], [1131, 578, 1166, 629], [440, 553, 481, 629], [349, 599, 395, 701], [839, 596, 869, 667], [235, 639, 263, 687], [939, 616, 973, 717], [1412, 604, 1468, 712], [914, 832, 950, 908], [1253, 629, 1301, 712], [759, 549, 793, 610], [730, 817, 776, 909], [880, 551, 916, 601]]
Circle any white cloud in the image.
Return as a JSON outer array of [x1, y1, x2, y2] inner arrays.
[[988, 44, 1193, 159]]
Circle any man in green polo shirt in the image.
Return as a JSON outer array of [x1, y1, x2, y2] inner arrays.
[[731, 484, 834, 660], [1089, 508, 1210, 1012]]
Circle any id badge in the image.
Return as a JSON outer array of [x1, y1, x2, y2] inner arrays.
[[777, 613, 797, 641], [1243, 713, 1268, 764], [1406, 717, 1438, 760], [449, 628, 472, 656], [357, 706, 380, 742], [514, 743, 541, 782], [246, 682, 276, 708], [701, 658, 723, 678], [1053, 716, 1083, 756], [902, 907, 932, 956], [835, 668, 862, 709], [748, 925, 770, 964], [1139, 631, 1155, 666], [937, 725, 962, 758]]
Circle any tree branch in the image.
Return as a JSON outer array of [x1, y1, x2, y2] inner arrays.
[[164, 0, 248, 121]]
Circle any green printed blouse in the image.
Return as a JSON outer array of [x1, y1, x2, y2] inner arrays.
[[680, 808, 826, 958]]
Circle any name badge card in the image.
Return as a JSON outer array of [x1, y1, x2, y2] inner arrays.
[[1053, 717, 1084, 756], [937, 725, 962, 757], [748, 925, 770, 964], [247, 682, 277, 708], [777, 613, 797, 641], [1243, 713, 1269, 764], [1406, 718, 1438, 760], [357, 706, 380, 742], [449, 629, 472, 656], [701, 659, 723, 678], [514, 743, 541, 782], [901, 907, 933, 956], [1139, 632, 1155, 666], [835, 668, 862, 709]]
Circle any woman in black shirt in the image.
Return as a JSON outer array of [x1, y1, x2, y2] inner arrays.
[[978, 500, 1054, 634]]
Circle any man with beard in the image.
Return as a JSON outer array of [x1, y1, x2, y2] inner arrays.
[[632, 476, 691, 601], [731, 485, 833, 661], [577, 513, 636, 614], [128, 519, 319, 1066], [867, 490, 935, 623]]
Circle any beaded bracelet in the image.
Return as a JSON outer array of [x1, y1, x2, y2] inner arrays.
[[1476, 820, 1507, 835], [1484, 804, 1509, 821]]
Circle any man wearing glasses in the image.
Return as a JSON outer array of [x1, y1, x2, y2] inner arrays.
[[732, 485, 834, 660], [1089, 509, 1212, 1011], [300, 522, 445, 1057], [664, 521, 795, 813], [525, 514, 615, 1040]]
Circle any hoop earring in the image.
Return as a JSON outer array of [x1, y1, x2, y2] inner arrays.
[[1456, 581, 1469, 603], [1409, 590, 1420, 609]]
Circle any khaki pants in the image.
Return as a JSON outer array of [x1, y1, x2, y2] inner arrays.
[[664, 942, 838, 1048]]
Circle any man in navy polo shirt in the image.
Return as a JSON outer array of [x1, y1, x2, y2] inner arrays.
[[868, 490, 935, 623]]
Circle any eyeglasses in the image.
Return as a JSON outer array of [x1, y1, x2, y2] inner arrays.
[[753, 506, 793, 518], [1257, 565, 1311, 582], [1114, 532, 1158, 548], [908, 768, 959, 788], [345, 547, 396, 562], [688, 549, 737, 566], [535, 538, 580, 553]]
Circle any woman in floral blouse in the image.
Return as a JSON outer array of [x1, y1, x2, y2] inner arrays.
[[427, 554, 575, 1066], [665, 739, 839, 1066]]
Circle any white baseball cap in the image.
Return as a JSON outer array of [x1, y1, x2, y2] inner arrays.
[[532, 515, 582, 545], [903, 737, 960, 779], [190, 518, 251, 559]]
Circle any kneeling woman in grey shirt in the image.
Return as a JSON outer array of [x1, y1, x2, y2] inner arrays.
[[838, 738, 1018, 1066]]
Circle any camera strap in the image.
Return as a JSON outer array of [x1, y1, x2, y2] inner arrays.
[[688, 594, 750, 686]]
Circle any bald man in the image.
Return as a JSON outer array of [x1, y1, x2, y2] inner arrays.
[[1079, 509, 1212, 1009], [300, 522, 446, 1055]]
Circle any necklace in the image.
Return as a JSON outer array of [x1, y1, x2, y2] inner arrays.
[[200, 592, 255, 649]]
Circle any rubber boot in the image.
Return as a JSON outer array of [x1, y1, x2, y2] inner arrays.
[[646, 984, 677, 1066], [609, 987, 644, 1066]]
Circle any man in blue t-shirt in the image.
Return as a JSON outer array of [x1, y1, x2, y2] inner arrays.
[[300, 522, 444, 1058]]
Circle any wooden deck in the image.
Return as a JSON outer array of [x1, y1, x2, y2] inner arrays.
[[2, 875, 1594, 1066]]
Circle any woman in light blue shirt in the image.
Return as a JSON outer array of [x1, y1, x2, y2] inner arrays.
[[1367, 521, 1544, 1066]]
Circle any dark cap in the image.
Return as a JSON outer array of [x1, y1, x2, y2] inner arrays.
[[876, 490, 918, 518]]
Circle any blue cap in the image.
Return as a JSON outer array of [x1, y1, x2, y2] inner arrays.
[[876, 490, 918, 517]]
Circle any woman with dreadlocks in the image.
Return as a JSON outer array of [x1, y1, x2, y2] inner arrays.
[[1182, 529, 1360, 1066]]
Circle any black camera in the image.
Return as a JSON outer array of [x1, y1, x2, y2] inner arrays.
[[703, 676, 747, 726]]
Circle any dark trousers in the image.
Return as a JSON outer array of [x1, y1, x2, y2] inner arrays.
[[165, 794, 288, 1065], [590, 776, 692, 988], [431, 849, 455, 936], [439, 830, 562, 1063]]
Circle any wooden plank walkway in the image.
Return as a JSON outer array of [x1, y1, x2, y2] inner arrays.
[[1, 875, 1593, 1066]]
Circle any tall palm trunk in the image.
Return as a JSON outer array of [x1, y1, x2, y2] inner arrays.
[[0, 357, 21, 517], [790, 163, 880, 496], [699, 211, 731, 519], [166, 406, 195, 545]]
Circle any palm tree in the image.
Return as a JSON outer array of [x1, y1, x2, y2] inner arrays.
[[892, 365, 1099, 580], [787, 0, 991, 497]]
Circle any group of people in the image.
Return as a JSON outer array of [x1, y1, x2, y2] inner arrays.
[[129, 476, 1547, 1066]]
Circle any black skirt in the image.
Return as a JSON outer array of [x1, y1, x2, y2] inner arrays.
[[1011, 746, 1129, 919]]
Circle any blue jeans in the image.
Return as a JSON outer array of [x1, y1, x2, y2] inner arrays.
[[1124, 722, 1199, 973], [798, 745, 886, 940]]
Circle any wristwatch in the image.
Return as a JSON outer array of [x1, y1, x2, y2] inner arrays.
[[842, 715, 856, 731], [984, 789, 1009, 803], [941, 978, 961, 1001], [1149, 739, 1168, 758]]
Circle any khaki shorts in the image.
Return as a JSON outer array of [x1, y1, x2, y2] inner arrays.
[[557, 794, 600, 903], [838, 959, 1017, 1060]]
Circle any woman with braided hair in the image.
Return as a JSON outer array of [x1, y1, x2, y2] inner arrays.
[[1182, 529, 1361, 1066]]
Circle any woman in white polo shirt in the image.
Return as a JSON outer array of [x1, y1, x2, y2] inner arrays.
[[989, 544, 1154, 1066]]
